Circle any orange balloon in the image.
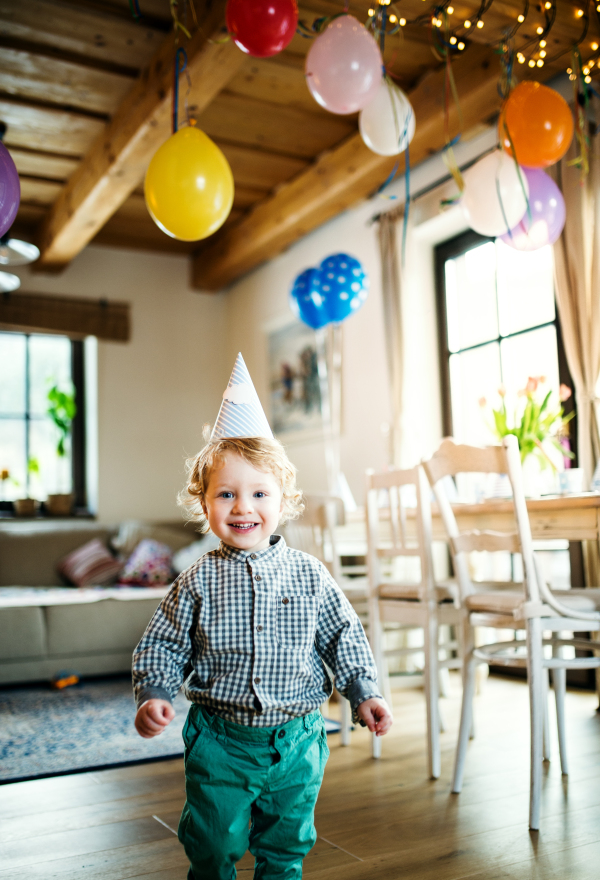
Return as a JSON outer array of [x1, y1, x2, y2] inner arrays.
[[499, 81, 574, 168]]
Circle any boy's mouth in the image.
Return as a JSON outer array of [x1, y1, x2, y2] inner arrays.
[[229, 522, 259, 531]]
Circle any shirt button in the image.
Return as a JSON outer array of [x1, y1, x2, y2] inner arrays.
[[256, 625, 263, 632], [278, 730, 286, 739], [255, 574, 262, 581], [254, 677, 261, 684], [282, 597, 289, 605], [251, 554, 257, 560]]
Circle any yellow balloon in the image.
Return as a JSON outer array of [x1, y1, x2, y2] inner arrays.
[[144, 126, 234, 241]]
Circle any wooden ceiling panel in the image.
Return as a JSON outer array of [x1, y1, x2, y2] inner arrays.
[[19, 176, 62, 206], [196, 92, 355, 160], [8, 147, 78, 182], [0, 47, 134, 114], [0, 0, 166, 70], [217, 144, 307, 191], [0, 98, 105, 155], [226, 56, 333, 116]]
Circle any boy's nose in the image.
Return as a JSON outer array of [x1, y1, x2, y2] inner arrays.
[[232, 496, 254, 513]]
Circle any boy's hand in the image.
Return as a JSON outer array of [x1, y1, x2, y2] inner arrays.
[[356, 697, 393, 736], [135, 699, 175, 738]]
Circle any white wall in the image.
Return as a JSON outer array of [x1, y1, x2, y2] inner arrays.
[[223, 127, 498, 504], [15, 246, 227, 522]]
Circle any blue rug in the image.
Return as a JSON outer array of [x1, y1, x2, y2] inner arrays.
[[0, 677, 341, 784]]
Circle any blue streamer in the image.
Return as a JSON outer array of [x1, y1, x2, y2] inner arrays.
[[172, 47, 188, 134]]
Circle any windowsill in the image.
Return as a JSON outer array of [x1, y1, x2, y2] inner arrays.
[[0, 508, 96, 520]]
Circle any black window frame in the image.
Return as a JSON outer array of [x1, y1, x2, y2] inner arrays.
[[0, 331, 87, 515]]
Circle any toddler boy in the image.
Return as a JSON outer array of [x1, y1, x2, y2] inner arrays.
[[133, 353, 391, 880]]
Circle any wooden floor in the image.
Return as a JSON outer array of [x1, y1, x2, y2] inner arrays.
[[2, 674, 600, 879]]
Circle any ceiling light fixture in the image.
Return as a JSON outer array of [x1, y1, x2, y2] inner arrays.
[[517, 13, 525, 22], [0, 235, 40, 266], [0, 271, 21, 292]]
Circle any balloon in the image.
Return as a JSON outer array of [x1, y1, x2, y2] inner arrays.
[[145, 126, 234, 241], [0, 143, 20, 238], [461, 150, 529, 237], [319, 253, 369, 323], [359, 78, 415, 156], [500, 167, 565, 251], [226, 0, 298, 58], [305, 15, 383, 115], [499, 81, 574, 168], [290, 267, 329, 329]]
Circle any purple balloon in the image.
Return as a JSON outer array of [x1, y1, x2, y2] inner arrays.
[[0, 144, 20, 238], [500, 166, 565, 251]]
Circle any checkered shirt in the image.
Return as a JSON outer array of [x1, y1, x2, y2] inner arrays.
[[132, 535, 381, 726]]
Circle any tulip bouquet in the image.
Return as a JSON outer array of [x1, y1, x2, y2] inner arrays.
[[479, 376, 574, 470]]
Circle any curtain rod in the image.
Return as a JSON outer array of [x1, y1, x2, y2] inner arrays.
[[369, 144, 498, 225]]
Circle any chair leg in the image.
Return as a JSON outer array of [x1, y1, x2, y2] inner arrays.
[[552, 634, 569, 776], [439, 666, 450, 699], [451, 651, 477, 794], [458, 615, 475, 740], [542, 669, 551, 763], [340, 696, 352, 747], [424, 609, 441, 779], [526, 617, 544, 831], [438, 702, 447, 734]]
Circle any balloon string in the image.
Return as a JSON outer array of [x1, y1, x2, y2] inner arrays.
[[567, 47, 590, 179], [128, 0, 141, 20], [499, 115, 532, 227], [402, 141, 410, 265], [172, 47, 188, 134]]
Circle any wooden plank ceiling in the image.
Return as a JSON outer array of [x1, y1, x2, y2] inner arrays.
[[1, 0, 594, 289]]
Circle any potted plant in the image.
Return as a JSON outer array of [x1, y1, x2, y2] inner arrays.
[[46, 383, 77, 516], [480, 377, 574, 496], [13, 458, 41, 516]]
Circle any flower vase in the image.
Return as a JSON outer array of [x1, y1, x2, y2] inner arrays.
[[521, 455, 542, 499]]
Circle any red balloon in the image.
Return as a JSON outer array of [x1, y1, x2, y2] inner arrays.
[[226, 0, 298, 58]]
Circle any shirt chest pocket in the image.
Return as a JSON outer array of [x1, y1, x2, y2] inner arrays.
[[276, 594, 319, 650]]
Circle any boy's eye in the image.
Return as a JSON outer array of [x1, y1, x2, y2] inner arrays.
[[254, 492, 266, 498], [219, 491, 233, 499]]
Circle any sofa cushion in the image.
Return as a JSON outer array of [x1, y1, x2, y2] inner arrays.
[[0, 607, 46, 660], [0, 522, 115, 586], [45, 597, 164, 655], [111, 520, 196, 556], [119, 539, 173, 586], [58, 538, 123, 587]]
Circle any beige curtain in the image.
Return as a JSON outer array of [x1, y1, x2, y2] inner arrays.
[[377, 209, 404, 467], [552, 131, 600, 486]]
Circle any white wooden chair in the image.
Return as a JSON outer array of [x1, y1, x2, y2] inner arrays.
[[283, 493, 367, 745], [365, 466, 462, 777], [422, 435, 600, 829]]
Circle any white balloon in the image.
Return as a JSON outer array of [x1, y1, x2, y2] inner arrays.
[[359, 79, 416, 156], [461, 150, 529, 237]]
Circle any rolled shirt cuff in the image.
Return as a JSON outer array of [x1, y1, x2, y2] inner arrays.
[[136, 685, 173, 710], [346, 678, 383, 726]]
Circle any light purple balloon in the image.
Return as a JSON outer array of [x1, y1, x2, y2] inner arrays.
[[0, 144, 19, 238], [500, 166, 565, 251], [305, 14, 383, 115]]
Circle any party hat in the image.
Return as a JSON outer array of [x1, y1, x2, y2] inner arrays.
[[211, 353, 274, 441]]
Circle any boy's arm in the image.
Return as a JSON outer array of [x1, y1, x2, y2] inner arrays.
[[132, 576, 197, 710], [314, 568, 384, 725]]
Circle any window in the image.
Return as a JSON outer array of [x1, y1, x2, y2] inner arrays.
[[0, 332, 86, 511], [435, 230, 575, 457]]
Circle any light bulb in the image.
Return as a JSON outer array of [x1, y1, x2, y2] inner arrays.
[[590, 59, 596, 67], [368, 7, 374, 14], [539, 39, 546, 47], [576, 8, 584, 17], [586, 75, 592, 83], [517, 14, 525, 22], [518, 54, 525, 63], [528, 59, 536, 67], [450, 35, 457, 44], [447, 5, 454, 13], [436, 18, 442, 26], [458, 41, 465, 49], [593, 42, 599, 50], [545, 0, 551, 7], [400, 17, 406, 25], [476, 19, 484, 27], [540, 50, 546, 58], [464, 19, 471, 27], [536, 25, 544, 34], [389, 13, 397, 22], [567, 67, 572, 73], [537, 58, 544, 66]]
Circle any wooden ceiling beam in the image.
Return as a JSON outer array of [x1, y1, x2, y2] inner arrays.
[[34, 0, 246, 272], [191, 45, 502, 291]]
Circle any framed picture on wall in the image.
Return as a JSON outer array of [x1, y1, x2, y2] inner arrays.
[[267, 319, 323, 438]]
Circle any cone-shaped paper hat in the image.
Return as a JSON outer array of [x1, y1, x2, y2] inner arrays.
[[211, 353, 274, 441]]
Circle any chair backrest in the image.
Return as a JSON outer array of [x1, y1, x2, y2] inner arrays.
[[421, 436, 540, 604], [283, 494, 346, 580], [365, 466, 436, 602]]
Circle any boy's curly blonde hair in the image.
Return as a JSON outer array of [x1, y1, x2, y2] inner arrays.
[[178, 432, 305, 533]]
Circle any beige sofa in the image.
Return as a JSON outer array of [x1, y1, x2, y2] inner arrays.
[[0, 519, 205, 685]]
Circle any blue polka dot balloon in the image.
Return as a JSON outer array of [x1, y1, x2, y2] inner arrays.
[[289, 267, 329, 329], [318, 253, 369, 324]]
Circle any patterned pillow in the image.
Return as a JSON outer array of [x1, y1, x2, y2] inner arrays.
[[58, 538, 123, 587], [118, 539, 173, 587]]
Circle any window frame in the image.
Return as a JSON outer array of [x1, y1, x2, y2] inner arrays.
[[0, 331, 87, 514], [434, 228, 577, 459]]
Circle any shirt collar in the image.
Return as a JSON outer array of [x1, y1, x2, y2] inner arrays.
[[217, 534, 286, 563]]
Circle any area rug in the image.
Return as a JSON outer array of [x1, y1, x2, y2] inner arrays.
[[0, 677, 341, 784]]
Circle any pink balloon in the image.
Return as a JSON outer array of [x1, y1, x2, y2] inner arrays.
[[500, 166, 565, 251], [305, 15, 383, 115]]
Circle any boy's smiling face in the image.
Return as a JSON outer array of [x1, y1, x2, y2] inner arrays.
[[202, 452, 284, 552]]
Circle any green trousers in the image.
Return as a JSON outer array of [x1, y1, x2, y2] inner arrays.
[[178, 704, 329, 880]]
